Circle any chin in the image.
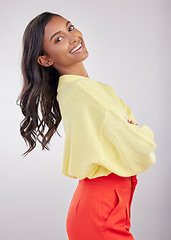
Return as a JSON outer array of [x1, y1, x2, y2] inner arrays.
[[71, 52, 89, 64], [80, 49, 89, 61], [82, 51, 89, 61]]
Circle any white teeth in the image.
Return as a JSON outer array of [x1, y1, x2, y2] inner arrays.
[[70, 42, 82, 53]]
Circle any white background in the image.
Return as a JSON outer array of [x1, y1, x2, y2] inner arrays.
[[0, 0, 170, 239]]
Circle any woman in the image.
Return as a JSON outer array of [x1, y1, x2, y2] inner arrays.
[[18, 12, 156, 240]]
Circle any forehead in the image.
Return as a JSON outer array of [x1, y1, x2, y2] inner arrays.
[[44, 16, 69, 39]]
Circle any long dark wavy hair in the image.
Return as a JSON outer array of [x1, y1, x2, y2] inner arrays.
[[17, 12, 63, 156]]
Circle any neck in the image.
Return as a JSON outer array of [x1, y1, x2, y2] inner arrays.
[[56, 62, 89, 78]]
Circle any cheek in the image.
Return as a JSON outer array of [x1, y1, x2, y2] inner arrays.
[[49, 45, 74, 67], [51, 46, 70, 63], [43, 39, 68, 60]]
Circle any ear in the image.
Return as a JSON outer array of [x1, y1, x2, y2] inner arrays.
[[37, 55, 53, 67]]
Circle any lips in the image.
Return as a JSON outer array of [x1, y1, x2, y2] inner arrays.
[[70, 41, 84, 54]]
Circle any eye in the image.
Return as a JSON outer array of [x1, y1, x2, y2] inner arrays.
[[69, 25, 75, 31], [55, 36, 63, 43]]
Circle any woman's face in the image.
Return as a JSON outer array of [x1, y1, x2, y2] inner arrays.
[[39, 16, 89, 73]]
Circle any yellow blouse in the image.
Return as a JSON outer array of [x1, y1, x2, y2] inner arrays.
[[57, 74, 156, 180]]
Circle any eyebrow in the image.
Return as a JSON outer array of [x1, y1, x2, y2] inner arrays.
[[50, 21, 71, 41]]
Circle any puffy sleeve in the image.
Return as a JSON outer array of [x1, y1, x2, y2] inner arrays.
[[57, 78, 156, 178], [101, 106, 156, 176], [97, 81, 138, 124], [118, 96, 138, 125]]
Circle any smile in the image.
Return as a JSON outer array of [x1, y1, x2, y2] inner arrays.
[[70, 41, 84, 54]]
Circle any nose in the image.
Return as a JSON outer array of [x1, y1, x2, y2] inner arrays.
[[69, 34, 79, 44]]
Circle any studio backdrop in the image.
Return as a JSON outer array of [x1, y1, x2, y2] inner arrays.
[[0, 0, 170, 239]]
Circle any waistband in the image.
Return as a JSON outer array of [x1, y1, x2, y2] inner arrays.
[[79, 173, 134, 188]]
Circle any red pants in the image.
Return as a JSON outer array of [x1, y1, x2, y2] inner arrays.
[[66, 173, 137, 240]]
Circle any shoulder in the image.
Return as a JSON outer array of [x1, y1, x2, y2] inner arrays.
[[58, 77, 108, 100], [57, 77, 111, 110], [74, 79, 119, 102], [97, 81, 118, 96], [74, 77, 103, 92]]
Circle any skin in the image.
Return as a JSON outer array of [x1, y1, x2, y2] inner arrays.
[[37, 16, 89, 77]]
